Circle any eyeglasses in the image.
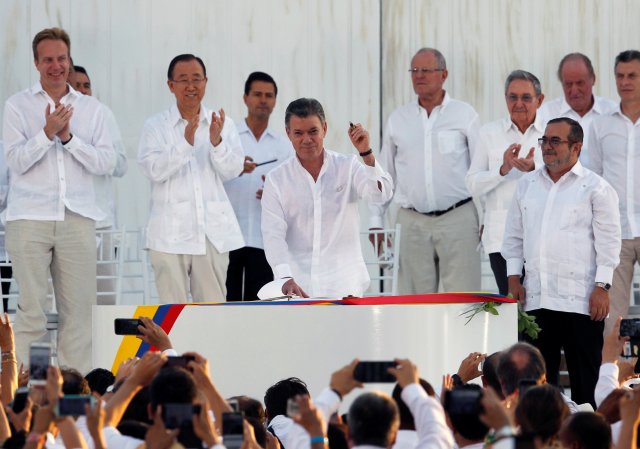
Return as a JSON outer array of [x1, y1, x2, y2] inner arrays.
[[506, 94, 535, 103], [537, 137, 575, 148], [171, 78, 206, 86], [408, 67, 444, 75]]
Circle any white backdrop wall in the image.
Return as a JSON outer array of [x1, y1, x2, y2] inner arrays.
[[0, 0, 637, 230]]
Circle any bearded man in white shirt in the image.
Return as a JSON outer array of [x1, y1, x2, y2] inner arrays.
[[502, 117, 621, 408], [466, 70, 545, 295], [2, 28, 116, 373], [586, 50, 640, 336], [138, 54, 246, 303], [370, 47, 481, 295], [261, 98, 393, 298], [538, 53, 616, 166]]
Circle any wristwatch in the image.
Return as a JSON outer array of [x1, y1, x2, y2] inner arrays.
[[595, 282, 611, 291]]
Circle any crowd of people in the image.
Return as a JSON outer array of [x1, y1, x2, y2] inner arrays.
[[0, 313, 640, 449], [1, 23, 640, 447]]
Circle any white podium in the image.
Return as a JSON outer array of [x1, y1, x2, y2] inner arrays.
[[92, 294, 517, 408]]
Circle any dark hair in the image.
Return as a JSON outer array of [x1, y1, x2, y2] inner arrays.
[[445, 384, 489, 441], [285, 98, 326, 128], [505, 70, 542, 96], [167, 54, 207, 80], [562, 412, 611, 449], [615, 50, 640, 71], [85, 368, 115, 396], [497, 343, 546, 396], [73, 65, 89, 77], [228, 395, 266, 424], [391, 379, 435, 430], [348, 392, 399, 447], [121, 385, 152, 424], [244, 71, 278, 96], [32, 27, 70, 60], [117, 420, 150, 439], [246, 416, 267, 448], [515, 384, 569, 442], [547, 117, 584, 144], [62, 368, 91, 395], [264, 377, 309, 421], [482, 352, 505, 400], [149, 367, 197, 409], [558, 53, 595, 81], [328, 422, 349, 449]]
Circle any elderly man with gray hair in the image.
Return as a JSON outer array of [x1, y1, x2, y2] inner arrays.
[[466, 70, 545, 295], [370, 47, 481, 295]]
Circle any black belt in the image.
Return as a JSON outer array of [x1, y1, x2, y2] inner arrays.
[[409, 197, 472, 217]]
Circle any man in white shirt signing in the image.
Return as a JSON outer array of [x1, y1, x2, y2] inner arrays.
[[261, 98, 393, 298], [138, 54, 246, 303], [502, 117, 621, 407], [2, 28, 116, 372]]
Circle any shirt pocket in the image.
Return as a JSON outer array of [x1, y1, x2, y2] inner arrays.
[[167, 202, 194, 242], [559, 203, 592, 231], [205, 201, 238, 237], [557, 262, 587, 299], [437, 130, 466, 154]]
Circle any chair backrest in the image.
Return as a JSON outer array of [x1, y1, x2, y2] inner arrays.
[[96, 227, 126, 305], [118, 228, 148, 305], [360, 224, 401, 296]]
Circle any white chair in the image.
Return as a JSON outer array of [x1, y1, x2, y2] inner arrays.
[[361, 224, 401, 296], [96, 227, 126, 305], [118, 228, 148, 305]]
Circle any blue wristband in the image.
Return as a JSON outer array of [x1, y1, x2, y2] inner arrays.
[[310, 436, 328, 445]]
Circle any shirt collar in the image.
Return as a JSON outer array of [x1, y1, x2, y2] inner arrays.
[[540, 160, 585, 182], [169, 103, 211, 127], [414, 90, 450, 115], [237, 118, 278, 139], [30, 82, 79, 102], [559, 95, 606, 115], [502, 112, 546, 134]]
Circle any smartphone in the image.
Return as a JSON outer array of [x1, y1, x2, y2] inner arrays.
[[353, 361, 396, 383], [163, 403, 202, 449], [114, 318, 143, 335], [443, 388, 483, 416], [55, 395, 95, 416], [29, 342, 51, 386], [165, 355, 196, 369], [518, 379, 537, 397], [620, 319, 640, 338], [223, 412, 244, 449], [286, 397, 300, 419], [11, 387, 29, 413]]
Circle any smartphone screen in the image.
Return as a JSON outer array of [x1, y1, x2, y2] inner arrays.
[[56, 395, 95, 416], [353, 361, 396, 383], [29, 343, 51, 385], [11, 387, 29, 413], [620, 319, 640, 338], [165, 355, 196, 369], [163, 403, 202, 449], [114, 318, 143, 335], [223, 412, 244, 449]]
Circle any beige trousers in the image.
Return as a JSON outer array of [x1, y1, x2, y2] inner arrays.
[[6, 211, 96, 374], [150, 239, 229, 303], [605, 237, 640, 336], [396, 201, 481, 294]]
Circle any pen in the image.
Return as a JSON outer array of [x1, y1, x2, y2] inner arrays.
[[255, 158, 278, 167]]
